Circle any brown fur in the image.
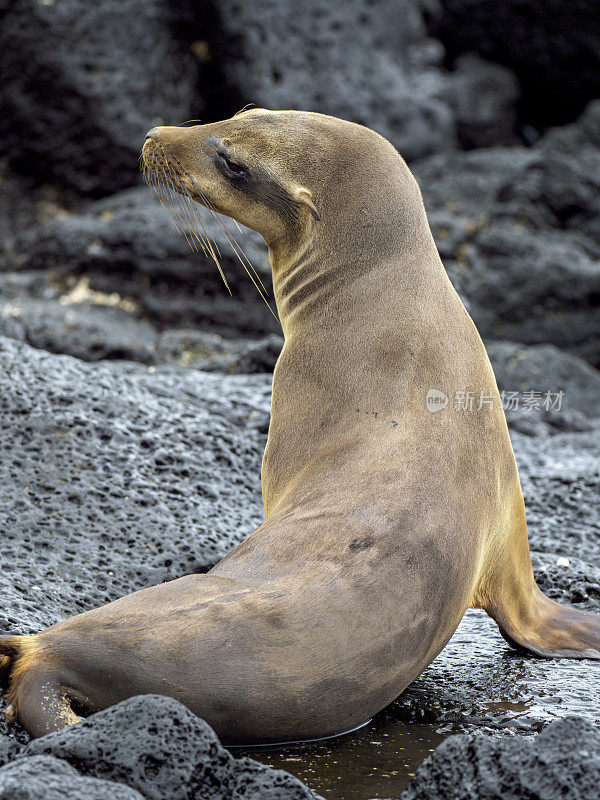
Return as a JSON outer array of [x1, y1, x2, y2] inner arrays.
[[2, 110, 599, 742]]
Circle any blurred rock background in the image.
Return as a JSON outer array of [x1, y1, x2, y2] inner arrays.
[[1, 0, 600, 796]]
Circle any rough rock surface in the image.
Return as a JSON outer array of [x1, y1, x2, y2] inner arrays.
[[2, 695, 316, 800], [1, 297, 158, 363], [0, 0, 200, 195], [0, 755, 145, 800], [402, 716, 600, 800], [435, 55, 520, 150], [1, 2, 600, 798], [0, 335, 270, 635], [157, 330, 284, 372], [415, 102, 600, 366], [487, 341, 600, 418]]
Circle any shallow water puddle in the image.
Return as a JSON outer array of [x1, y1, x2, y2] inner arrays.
[[238, 609, 600, 799], [243, 719, 445, 799]]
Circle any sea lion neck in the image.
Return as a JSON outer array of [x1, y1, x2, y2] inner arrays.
[[267, 172, 446, 341]]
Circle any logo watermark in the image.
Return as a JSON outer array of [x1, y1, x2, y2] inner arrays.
[[426, 389, 564, 413], [426, 389, 449, 412]]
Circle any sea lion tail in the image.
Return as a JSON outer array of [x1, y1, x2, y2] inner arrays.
[[0, 634, 82, 736], [0, 634, 25, 687]]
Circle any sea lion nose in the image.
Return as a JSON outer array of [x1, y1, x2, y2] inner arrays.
[[145, 127, 162, 140]]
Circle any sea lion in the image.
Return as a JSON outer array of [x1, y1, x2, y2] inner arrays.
[[2, 110, 599, 742]]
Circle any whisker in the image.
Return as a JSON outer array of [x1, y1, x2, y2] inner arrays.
[[162, 150, 225, 260], [161, 161, 232, 295], [186, 184, 275, 315], [163, 155, 223, 265], [143, 147, 278, 310], [190, 181, 271, 299]]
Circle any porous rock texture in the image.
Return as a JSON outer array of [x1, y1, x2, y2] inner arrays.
[[210, 0, 456, 161], [0, 335, 270, 635], [0, 0, 200, 195], [402, 716, 600, 800], [0, 755, 145, 800], [0, 695, 318, 800], [1, 0, 600, 797]]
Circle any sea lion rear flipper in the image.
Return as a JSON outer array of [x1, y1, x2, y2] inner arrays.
[[0, 635, 83, 736]]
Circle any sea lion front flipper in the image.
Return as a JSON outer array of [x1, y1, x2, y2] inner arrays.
[[477, 531, 600, 660], [489, 583, 600, 659]]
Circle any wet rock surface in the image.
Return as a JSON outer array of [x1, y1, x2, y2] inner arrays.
[[402, 716, 600, 800]]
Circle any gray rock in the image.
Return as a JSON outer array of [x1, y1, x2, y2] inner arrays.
[[0, 738, 22, 769], [541, 99, 600, 153], [430, 0, 600, 127], [0, 335, 270, 635], [531, 552, 600, 611], [402, 716, 600, 800], [450, 221, 600, 368], [514, 425, 600, 567], [157, 330, 283, 373], [0, 314, 26, 343], [414, 146, 536, 216], [0, 755, 145, 800], [415, 127, 600, 367], [2, 188, 279, 337], [487, 340, 600, 418], [437, 55, 520, 149], [0, 297, 158, 363], [23, 695, 316, 800], [0, 0, 200, 195], [212, 0, 457, 161]]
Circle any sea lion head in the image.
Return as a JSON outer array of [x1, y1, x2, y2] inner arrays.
[[141, 108, 332, 248]]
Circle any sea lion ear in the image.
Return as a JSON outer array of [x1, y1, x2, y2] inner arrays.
[[295, 187, 321, 221]]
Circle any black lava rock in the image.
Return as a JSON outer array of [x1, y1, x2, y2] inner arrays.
[[437, 55, 520, 150], [0, 755, 145, 800], [157, 330, 283, 373], [0, 297, 158, 363], [0, 0, 200, 195], [402, 716, 600, 800], [415, 102, 600, 368], [2, 188, 279, 338], [430, 0, 600, 128], [20, 695, 316, 800], [515, 426, 600, 567], [210, 0, 456, 161], [487, 341, 600, 418]]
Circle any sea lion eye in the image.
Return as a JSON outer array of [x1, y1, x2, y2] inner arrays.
[[219, 152, 248, 179]]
